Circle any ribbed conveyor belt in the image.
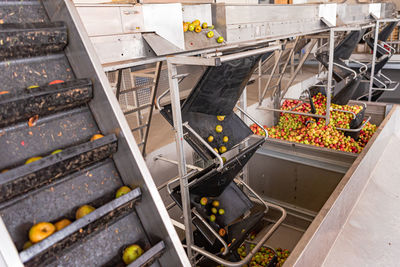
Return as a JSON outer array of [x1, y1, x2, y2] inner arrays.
[[0, 1, 167, 266]]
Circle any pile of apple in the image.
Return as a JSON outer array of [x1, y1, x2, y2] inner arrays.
[[251, 94, 377, 153], [235, 244, 290, 267], [183, 19, 224, 43]]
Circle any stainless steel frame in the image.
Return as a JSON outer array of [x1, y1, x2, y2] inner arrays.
[[162, 43, 285, 265], [43, 1, 190, 266]]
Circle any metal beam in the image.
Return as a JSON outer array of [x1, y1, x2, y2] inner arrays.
[[368, 21, 380, 102], [325, 28, 335, 125], [166, 60, 194, 263]]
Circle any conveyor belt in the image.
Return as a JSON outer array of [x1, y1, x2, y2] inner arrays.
[[0, 1, 170, 266]]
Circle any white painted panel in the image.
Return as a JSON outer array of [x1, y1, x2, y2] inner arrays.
[[319, 3, 337, 27], [369, 3, 381, 19], [182, 4, 212, 26], [77, 6, 123, 36], [142, 4, 185, 50], [91, 34, 147, 64]]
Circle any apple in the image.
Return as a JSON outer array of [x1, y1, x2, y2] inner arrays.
[[25, 156, 42, 164], [29, 222, 56, 243], [90, 134, 104, 141], [218, 208, 225, 215], [27, 85, 39, 90], [212, 200, 220, 207], [215, 125, 223, 133], [222, 136, 229, 143], [75, 205, 95, 220], [217, 36, 224, 43], [122, 244, 144, 264], [213, 148, 219, 154], [211, 207, 217, 214], [219, 146, 227, 154], [115, 186, 131, 198], [207, 135, 214, 142], [51, 149, 62, 155], [202, 22, 208, 29], [48, 80, 64, 85], [217, 115, 225, 121], [200, 197, 208, 206], [54, 218, 72, 231], [219, 228, 226, 237], [209, 214, 216, 222], [207, 31, 214, 38]]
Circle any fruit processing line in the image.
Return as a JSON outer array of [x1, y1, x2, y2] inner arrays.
[[1, 1, 400, 267], [71, 1, 399, 266], [0, 0, 188, 266]]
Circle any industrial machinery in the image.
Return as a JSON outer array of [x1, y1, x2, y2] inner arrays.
[[0, 1, 187, 266], [73, 1, 399, 266], [1, 0, 400, 266]]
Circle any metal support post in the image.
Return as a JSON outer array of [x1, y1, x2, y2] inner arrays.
[[166, 60, 194, 263], [282, 39, 317, 97], [238, 87, 249, 184], [368, 20, 380, 102], [326, 28, 335, 125], [258, 60, 262, 104]]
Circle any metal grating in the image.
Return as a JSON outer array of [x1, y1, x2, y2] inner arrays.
[[135, 77, 152, 106], [108, 62, 163, 156]]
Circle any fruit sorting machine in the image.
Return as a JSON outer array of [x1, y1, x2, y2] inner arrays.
[[0, 0, 188, 266], [1, 1, 400, 267], [70, 1, 398, 266]]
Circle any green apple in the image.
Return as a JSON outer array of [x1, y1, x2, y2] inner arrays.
[[51, 149, 62, 155], [75, 205, 95, 220], [200, 197, 208, 205], [122, 244, 144, 264], [115, 186, 131, 198], [210, 214, 216, 222]]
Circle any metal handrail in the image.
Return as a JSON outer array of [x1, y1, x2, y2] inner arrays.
[[332, 62, 357, 79], [236, 105, 268, 139], [378, 40, 396, 56], [332, 108, 356, 120], [182, 178, 286, 267], [156, 88, 170, 110], [372, 82, 399, 91], [183, 122, 225, 172], [191, 208, 229, 256], [348, 58, 368, 74], [373, 72, 400, 91], [336, 116, 371, 132]]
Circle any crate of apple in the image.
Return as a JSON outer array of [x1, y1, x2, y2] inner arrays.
[[251, 95, 377, 153]]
